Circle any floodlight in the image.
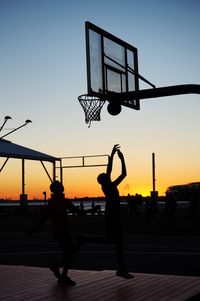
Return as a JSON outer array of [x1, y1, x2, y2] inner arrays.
[[0, 119, 32, 139], [0, 116, 12, 132]]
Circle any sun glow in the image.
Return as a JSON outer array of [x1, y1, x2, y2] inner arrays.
[[1, 153, 200, 200]]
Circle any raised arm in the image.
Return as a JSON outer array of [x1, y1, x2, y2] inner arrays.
[[106, 144, 120, 177], [113, 149, 127, 186]]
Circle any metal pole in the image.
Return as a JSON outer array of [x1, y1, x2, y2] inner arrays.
[[152, 153, 156, 193], [106, 84, 200, 109], [0, 120, 32, 139], [60, 159, 63, 184], [0, 116, 12, 132], [53, 161, 56, 182], [0, 158, 9, 172], [22, 159, 25, 196]]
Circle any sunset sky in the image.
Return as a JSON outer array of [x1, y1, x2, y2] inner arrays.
[[0, 0, 200, 200]]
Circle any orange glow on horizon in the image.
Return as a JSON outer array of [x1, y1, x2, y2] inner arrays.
[[1, 156, 200, 200]]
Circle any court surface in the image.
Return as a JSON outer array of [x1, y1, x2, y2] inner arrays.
[[1, 265, 200, 300]]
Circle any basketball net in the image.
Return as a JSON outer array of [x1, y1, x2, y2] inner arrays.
[[78, 94, 105, 127]]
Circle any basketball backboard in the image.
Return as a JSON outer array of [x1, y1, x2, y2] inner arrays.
[[79, 22, 200, 125], [85, 21, 140, 110]]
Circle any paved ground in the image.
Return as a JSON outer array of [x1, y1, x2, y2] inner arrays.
[[1, 232, 200, 276], [2, 230, 200, 300]]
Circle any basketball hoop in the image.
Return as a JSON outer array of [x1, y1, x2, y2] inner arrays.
[[78, 94, 105, 127]]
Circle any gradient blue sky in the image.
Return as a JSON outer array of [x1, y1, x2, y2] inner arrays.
[[0, 0, 200, 199]]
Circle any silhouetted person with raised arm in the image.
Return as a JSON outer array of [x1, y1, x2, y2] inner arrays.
[[28, 181, 77, 285], [77, 144, 133, 279]]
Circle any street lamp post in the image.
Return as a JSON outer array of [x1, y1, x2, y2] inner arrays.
[[0, 116, 12, 133], [0, 119, 32, 139], [0, 117, 32, 206]]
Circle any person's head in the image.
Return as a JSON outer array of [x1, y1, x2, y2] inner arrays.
[[97, 173, 109, 185], [50, 181, 64, 195]]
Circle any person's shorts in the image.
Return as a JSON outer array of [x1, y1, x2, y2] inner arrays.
[[105, 215, 123, 242], [52, 230, 75, 255]]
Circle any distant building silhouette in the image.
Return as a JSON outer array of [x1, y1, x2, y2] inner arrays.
[[166, 182, 200, 215]]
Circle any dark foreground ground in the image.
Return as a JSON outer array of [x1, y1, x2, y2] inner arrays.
[[1, 204, 200, 236], [1, 207, 200, 277]]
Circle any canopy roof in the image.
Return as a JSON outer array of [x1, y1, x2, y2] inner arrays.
[[0, 139, 58, 162]]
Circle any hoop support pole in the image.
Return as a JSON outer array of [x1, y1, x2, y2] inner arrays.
[[106, 84, 200, 107]]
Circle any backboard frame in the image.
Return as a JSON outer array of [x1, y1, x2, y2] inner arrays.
[[85, 21, 140, 110]]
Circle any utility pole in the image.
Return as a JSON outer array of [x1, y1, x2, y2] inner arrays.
[[151, 153, 158, 212], [152, 152, 156, 193]]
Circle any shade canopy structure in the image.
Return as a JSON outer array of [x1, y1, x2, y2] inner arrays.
[[0, 139, 60, 202], [0, 139, 58, 162]]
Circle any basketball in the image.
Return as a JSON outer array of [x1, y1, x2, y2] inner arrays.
[[107, 102, 122, 116]]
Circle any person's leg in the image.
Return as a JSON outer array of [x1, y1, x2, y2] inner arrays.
[[49, 265, 60, 278], [110, 216, 134, 279], [61, 232, 76, 277], [52, 231, 76, 285], [49, 232, 62, 278], [108, 217, 125, 269]]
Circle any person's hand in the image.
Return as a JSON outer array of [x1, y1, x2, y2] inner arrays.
[[112, 144, 120, 155], [117, 149, 124, 159]]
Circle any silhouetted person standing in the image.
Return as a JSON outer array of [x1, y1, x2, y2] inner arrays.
[[28, 181, 76, 285], [77, 144, 133, 279]]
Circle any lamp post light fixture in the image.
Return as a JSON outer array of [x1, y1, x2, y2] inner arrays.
[[0, 116, 12, 132], [0, 119, 32, 139], [0, 117, 33, 205]]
